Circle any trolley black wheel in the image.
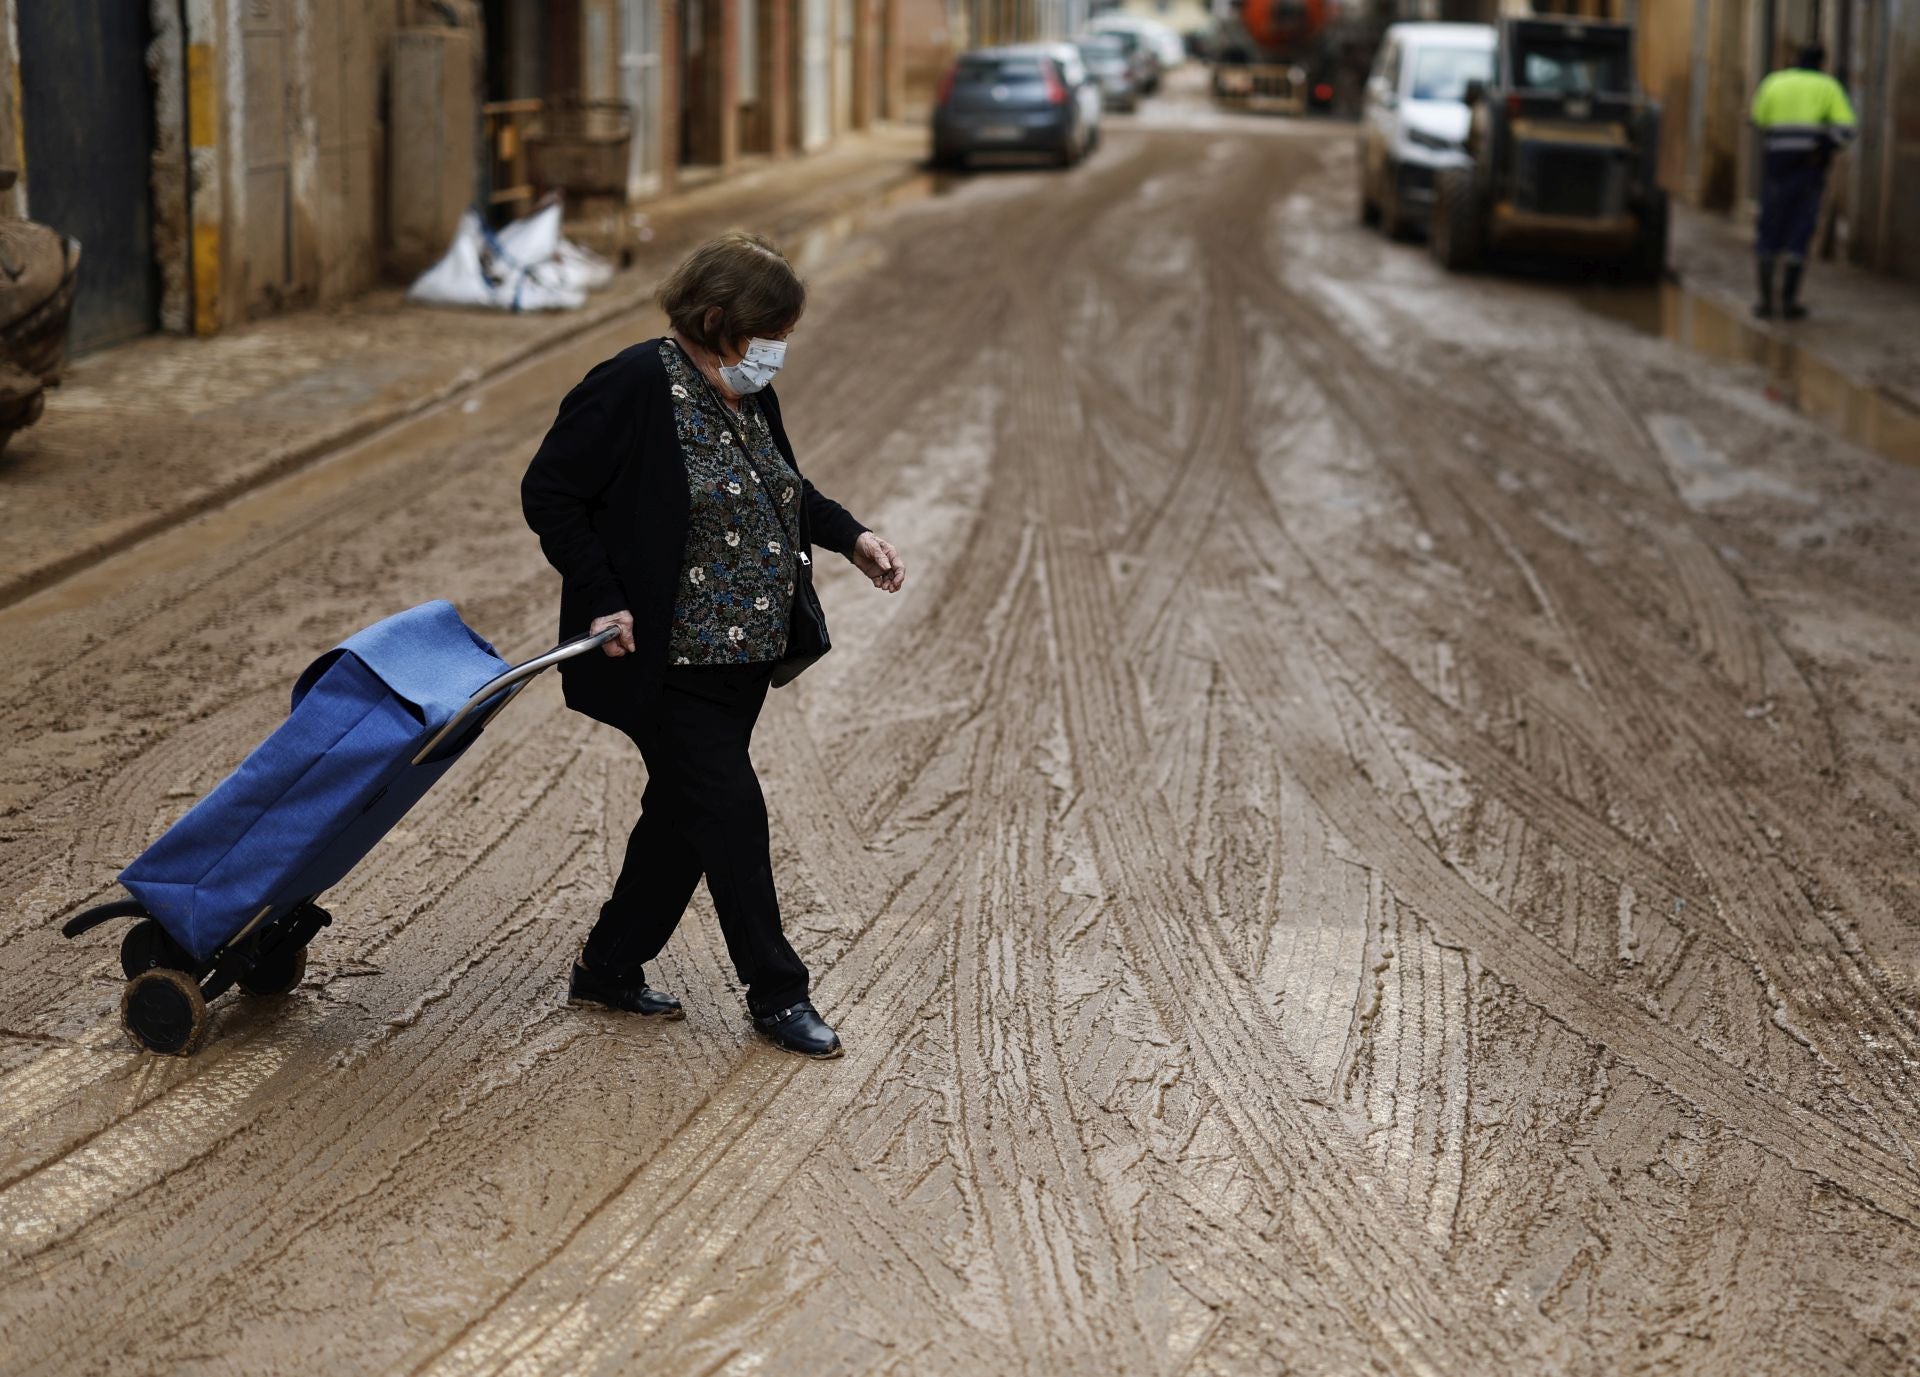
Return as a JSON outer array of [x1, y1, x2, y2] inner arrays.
[[119, 918, 189, 980], [238, 943, 307, 998], [120, 968, 209, 1057]]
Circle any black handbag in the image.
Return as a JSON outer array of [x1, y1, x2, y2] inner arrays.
[[776, 558, 831, 688], [697, 370, 831, 687]]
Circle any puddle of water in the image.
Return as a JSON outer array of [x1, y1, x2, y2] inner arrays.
[[1580, 281, 1920, 467]]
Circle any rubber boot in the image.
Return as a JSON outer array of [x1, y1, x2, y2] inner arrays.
[[1753, 257, 1775, 319], [1780, 261, 1808, 321]]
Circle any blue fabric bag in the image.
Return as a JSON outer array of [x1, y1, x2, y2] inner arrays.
[[120, 601, 512, 962]]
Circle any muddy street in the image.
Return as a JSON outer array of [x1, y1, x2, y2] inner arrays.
[[5, 85, 1920, 1375]]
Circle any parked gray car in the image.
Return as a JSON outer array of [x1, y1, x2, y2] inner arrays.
[[1075, 34, 1138, 112], [932, 46, 1099, 168], [1090, 24, 1160, 95]]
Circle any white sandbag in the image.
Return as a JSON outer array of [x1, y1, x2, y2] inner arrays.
[[494, 201, 615, 293], [553, 238, 615, 292], [406, 210, 588, 312], [405, 212, 497, 309], [492, 202, 564, 268]]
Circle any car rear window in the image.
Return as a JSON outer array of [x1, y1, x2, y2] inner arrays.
[[957, 57, 1049, 82]]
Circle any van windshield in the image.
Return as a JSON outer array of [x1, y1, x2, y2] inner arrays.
[[1409, 46, 1493, 102]]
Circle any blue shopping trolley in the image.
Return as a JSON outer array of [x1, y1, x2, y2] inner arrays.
[[61, 601, 616, 1056]]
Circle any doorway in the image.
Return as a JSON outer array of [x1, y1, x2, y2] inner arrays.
[[621, 0, 666, 194], [799, 0, 833, 149], [17, 0, 160, 354], [681, 0, 719, 165]]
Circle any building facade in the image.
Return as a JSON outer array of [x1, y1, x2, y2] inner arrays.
[[0, 0, 905, 354]]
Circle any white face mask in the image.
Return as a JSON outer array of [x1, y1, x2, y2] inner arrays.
[[717, 337, 787, 395]]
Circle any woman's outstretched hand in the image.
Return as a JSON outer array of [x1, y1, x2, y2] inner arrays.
[[590, 610, 636, 656], [852, 532, 906, 593]]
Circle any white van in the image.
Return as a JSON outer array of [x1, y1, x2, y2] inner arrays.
[[1359, 22, 1497, 239]]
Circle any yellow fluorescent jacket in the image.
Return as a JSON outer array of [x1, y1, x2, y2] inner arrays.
[[1751, 68, 1858, 152]]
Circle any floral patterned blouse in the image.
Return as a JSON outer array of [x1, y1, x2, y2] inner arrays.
[[661, 340, 802, 665]]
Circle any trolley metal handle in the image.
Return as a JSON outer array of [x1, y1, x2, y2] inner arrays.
[[411, 625, 621, 765]]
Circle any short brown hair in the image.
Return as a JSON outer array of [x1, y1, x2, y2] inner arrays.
[[658, 232, 806, 352]]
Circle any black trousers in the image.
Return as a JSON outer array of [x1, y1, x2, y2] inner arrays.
[[1757, 148, 1828, 261], [582, 663, 810, 1013]]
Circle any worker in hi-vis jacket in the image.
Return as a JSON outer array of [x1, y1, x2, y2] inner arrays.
[[1749, 44, 1856, 320]]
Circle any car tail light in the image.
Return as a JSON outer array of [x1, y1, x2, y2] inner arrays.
[[1507, 92, 1523, 116], [1313, 82, 1333, 103], [1044, 62, 1068, 105], [937, 63, 958, 106]]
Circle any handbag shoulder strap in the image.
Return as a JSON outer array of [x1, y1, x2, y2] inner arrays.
[[683, 350, 809, 566]]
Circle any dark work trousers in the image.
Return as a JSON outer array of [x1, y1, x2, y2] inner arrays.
[[582, 662, 810, 1014], [1756, 149, 1828, 262]]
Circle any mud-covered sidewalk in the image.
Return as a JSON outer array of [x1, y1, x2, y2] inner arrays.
[[3, 80, 1919, 1376], [0, 127, 926, 607]]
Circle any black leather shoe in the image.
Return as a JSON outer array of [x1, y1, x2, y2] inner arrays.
[[753, 1000, 843, 1058], [568, 962, 684, 1019]]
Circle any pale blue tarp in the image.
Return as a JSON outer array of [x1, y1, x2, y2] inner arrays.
[[121, 601, 511, 962]]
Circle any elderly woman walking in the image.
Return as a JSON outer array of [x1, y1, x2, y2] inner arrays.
[[521, 232, 904, 1059]]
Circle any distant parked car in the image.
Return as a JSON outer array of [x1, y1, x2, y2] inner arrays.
[[1075, 34, 1139, 112], [1089, 13, 1186, 73], [932, 45, 1100, 169], [1358, 21, 1496, 239], [1089, 24, 1160, 96]]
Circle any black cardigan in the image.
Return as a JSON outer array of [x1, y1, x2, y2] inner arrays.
[[521, 339, 868, 727]]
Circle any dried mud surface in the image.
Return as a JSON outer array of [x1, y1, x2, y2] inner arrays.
[[3, 89, 1920, 1375]]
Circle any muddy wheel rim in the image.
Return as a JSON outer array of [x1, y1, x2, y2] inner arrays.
[[121, 970, 207, 1056]]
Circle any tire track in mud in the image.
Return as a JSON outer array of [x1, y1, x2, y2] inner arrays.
[[1203, 567, 1920, 1221], [1121, 134, 1920, 1359], [985, 168, 1567, 1367], [1232, 252, 1920, 1154], [1060, 144, 1483, 1243]]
